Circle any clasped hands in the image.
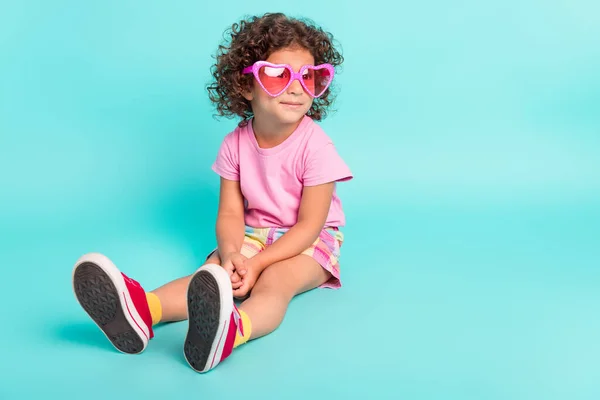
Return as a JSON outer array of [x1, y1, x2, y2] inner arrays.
[[220, 252, 260, 298]]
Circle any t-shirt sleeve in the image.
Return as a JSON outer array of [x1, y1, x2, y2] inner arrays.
[[302, 142, 353, 186], [211, 133, 239, 181]]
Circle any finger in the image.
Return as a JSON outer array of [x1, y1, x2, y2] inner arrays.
[[232, 280, 243, 289], [222, 262, 234, 276], [232, 259, 245, 271], [233, 284, 247, 298], [231, 272, 241, 283]]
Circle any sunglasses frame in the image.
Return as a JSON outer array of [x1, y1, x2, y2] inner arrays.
[[242, 61, 335, 98]]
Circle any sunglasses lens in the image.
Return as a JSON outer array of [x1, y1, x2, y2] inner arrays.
[[258, 65, 291, 96], [302, 67, 332, 97]]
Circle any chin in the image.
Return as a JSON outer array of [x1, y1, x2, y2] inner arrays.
[[281, 106, 312, 120], [283, 114, 306, 124], [273, 111, 306, 126]]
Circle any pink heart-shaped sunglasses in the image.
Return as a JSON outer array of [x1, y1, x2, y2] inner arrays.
[[242, 61, 334, 98]]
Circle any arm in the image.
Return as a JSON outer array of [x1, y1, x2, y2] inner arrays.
[[216, 177, 246, 259], [247, 182, 335, 273]]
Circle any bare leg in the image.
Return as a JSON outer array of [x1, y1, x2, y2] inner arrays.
[[239, 254, 330, 339], [151, 252, 221, 323]]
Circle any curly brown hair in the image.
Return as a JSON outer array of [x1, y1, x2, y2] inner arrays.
[[207, 13, 344, 127]]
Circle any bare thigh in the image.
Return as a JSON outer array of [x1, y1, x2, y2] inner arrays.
[[252, 254, 331, 298], [238, 254, 331, 338]]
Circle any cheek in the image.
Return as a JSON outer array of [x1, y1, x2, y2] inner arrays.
[[260, 92, 282, 107], [250, 91, 277, 111]]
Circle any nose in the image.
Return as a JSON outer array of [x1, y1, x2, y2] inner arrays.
[[287, 78, 304, 95]]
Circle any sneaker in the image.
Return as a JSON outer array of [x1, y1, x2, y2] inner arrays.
[[72, 253, 154, 354], [184, 264, 244, 372]]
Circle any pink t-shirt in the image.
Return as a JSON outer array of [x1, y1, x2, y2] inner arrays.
[[212, 115, 353, 229]]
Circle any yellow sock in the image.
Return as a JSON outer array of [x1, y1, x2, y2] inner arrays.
[[234, 309, 252, 348], [145, 292, 162, 326]]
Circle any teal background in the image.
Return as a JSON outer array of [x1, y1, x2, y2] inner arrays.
[[1, 0, 599, 399]]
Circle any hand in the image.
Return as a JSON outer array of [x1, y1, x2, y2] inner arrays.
[[221, 252, 247, 290], [233, 257, 261, 298]]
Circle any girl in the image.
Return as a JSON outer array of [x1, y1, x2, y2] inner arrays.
[[72, 12, 352, 373]]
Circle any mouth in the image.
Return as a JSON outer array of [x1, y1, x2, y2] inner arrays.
[[280, 102, 303, 108]]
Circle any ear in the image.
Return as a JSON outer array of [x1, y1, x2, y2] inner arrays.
[[242, 88, 254, 101]]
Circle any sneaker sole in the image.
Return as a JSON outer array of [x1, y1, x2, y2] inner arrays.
[[72, 253, 149, 354], [184, 264, 233, 373]]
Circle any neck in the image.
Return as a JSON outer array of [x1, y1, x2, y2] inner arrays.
[[252, 116, 304, 149]]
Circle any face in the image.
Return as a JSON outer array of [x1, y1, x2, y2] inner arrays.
[[243, 47, 315, 129]]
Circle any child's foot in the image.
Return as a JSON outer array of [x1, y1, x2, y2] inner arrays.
[[184, 264, 244, 373], [72, 253, 154, 354]]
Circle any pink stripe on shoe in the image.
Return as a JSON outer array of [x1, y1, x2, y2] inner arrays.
[[210, 321, 227, 369]]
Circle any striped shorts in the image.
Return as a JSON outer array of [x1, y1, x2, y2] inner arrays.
[[235, 226, 344, 289]]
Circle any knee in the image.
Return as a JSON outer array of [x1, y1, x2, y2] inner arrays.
[[252, 268, 295, 299], [203, 250, 222, 267]]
